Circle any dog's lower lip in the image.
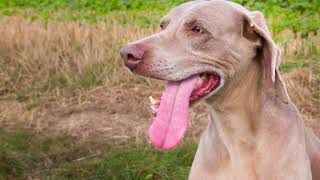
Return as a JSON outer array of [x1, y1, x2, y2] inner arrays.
[[149, 72, 221, 117], [189, 72, 221, 103]]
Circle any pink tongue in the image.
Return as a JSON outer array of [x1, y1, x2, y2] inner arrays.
[[148, 76, 197, 150]]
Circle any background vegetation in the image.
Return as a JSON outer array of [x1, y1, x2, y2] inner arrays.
[[0, 130, 196, 179], [0, 0, 319, 179], [0, 0, 319, 34]]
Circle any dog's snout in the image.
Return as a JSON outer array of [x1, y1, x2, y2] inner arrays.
[[120, 44, 145, 71]]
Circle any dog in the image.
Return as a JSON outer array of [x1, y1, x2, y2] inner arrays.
[[120, 0, 320, 179]]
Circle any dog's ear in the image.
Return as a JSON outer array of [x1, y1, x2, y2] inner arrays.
[[242, 11, 289, 103]]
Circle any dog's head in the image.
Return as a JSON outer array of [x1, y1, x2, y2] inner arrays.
[[120, 0, 288, 150], [121, 0, 283, 104]]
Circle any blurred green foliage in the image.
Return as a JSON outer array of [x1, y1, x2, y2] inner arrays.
[[0, 0, 186, 11], [0, 129, 196, 179], [235, 0, 320, 36], [0, 0, 187, 27], [0, 0, 319, 35]]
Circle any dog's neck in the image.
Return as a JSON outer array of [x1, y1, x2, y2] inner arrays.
[[199, 60, 307, 178], [205, 60, 263, 151]]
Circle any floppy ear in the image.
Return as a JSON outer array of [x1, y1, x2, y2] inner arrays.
[[243, 11, 289, 103]]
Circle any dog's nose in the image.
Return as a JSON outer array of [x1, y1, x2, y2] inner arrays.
[[120, 44, 145, 71]]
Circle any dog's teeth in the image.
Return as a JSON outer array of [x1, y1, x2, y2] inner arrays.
[[150, 105, 158, 115], [149, 96, 156, 104], [151, 105, 156, 112]]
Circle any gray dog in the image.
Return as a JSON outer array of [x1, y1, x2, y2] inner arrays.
[[120, 0, 320, 179]]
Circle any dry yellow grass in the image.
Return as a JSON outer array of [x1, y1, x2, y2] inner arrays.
[[0, 16, 157, 98], [0, 16, 319, 143]]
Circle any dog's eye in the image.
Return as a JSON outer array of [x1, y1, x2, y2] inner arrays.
[[192, 26, 205, 34], [160, 23, 167, 30]]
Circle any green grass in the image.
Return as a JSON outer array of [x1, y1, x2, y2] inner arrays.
[[0, 0, 186, 28], [0, 129, 197, 179], [279, 56, 319, 73], [234, 0, 320, 36], [0, 0, 319, 35]]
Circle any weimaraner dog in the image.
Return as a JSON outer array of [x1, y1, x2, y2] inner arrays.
[[120, 0, 320, 179]]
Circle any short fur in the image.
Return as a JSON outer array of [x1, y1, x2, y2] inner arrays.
[[120, 1, 320, 179]]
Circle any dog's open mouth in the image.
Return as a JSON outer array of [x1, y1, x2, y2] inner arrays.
[[149, 73, 221, 150]]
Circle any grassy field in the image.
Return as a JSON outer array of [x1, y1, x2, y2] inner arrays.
[[0, 130, 196, 179], [0, 0, 319, 179]]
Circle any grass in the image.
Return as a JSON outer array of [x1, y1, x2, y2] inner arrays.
[[0, 129, 196, 179], [0, 0, 319, 34], [0, 0, 186, 28], [0, 16, 156, 101], [235, 0, 320, 36]]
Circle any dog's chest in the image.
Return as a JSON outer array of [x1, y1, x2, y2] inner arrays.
[[189, 123, 311, 180]]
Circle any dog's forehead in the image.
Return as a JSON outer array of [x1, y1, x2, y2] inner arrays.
[[162, 0, 243, 26]]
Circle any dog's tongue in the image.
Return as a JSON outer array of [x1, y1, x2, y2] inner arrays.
[[149, 76, 197, 150]]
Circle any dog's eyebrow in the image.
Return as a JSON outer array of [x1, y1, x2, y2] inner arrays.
[[184, 19, 207, 29]]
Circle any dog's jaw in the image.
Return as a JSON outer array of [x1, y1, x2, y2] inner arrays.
[[149, 71, 224, 116]]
